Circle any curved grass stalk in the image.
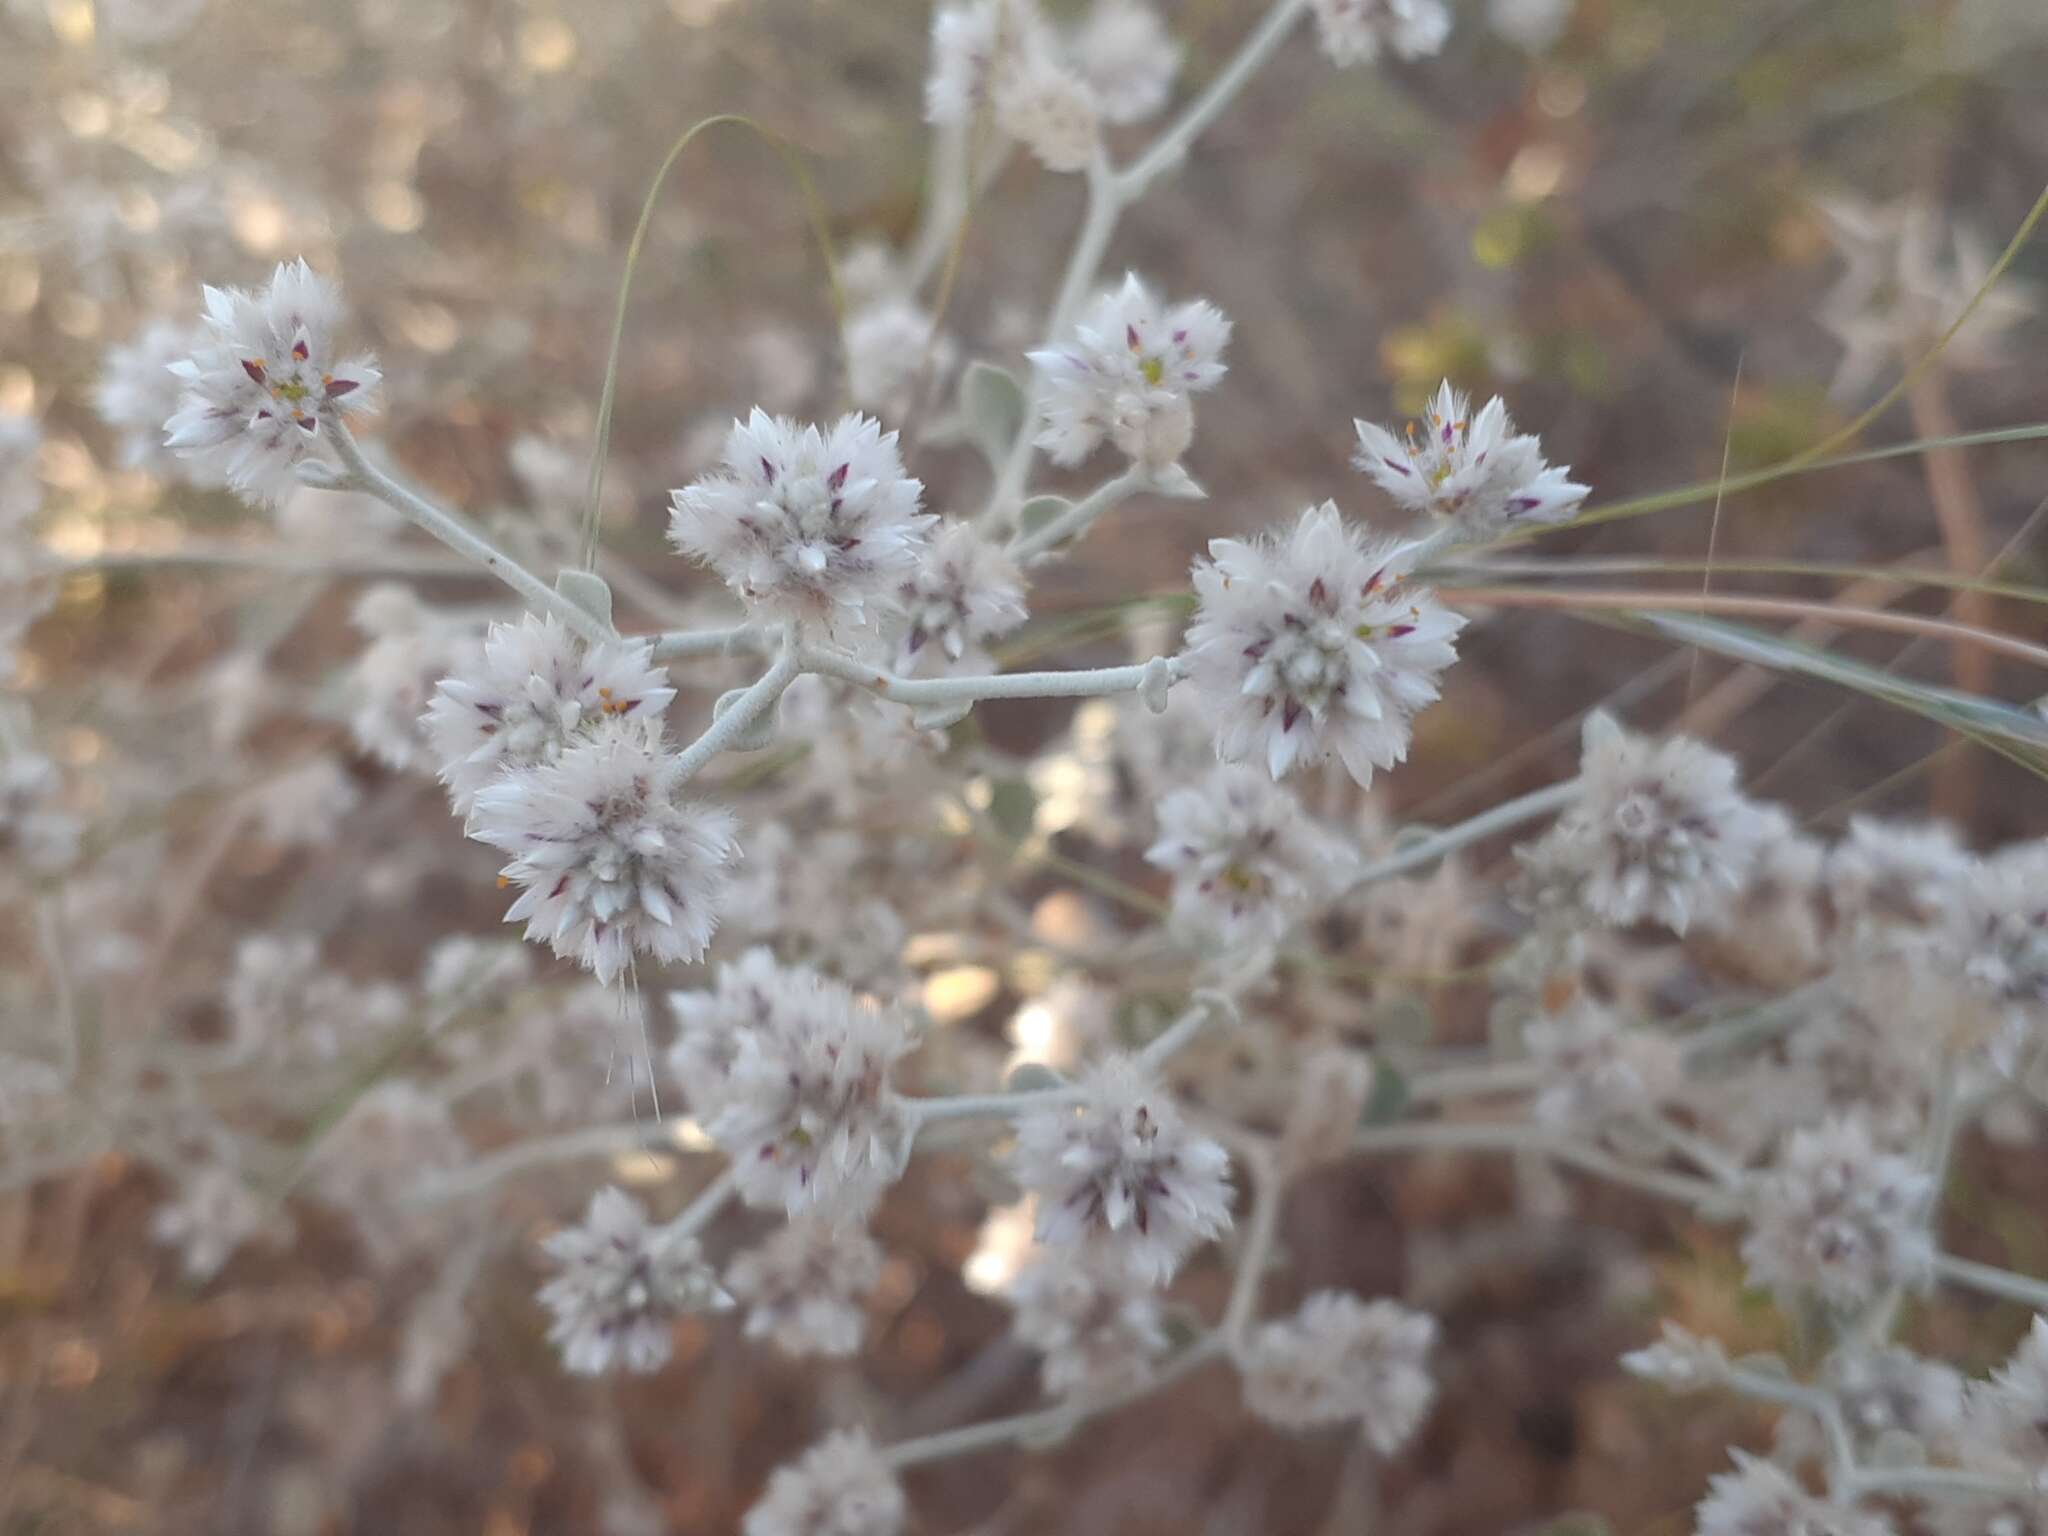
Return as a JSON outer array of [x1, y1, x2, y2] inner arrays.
[[581, 115, 847, 570]]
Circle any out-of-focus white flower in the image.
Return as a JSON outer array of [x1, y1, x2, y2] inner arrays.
[[667, 945, 810, 1118], [1352, 380, 1587, 541], [221, 933, 407, 1062], [1740, 1116, 1935, 1310], [537, 1186, 732, 1375], [995, 50, 1101, 173], [1145, 764, 1355, 949], [669, 410, 932, 634], [1819, 196, 2036, 401], [1824, 1346, 1967, 1449], [470, 716, 740, 984], [96, 0, 208, 43], [725, 1217, 884, 1358], [150, 1164, 280, 1280], [1621, 1320, 1730, 1392], [1008, 1248, 1168, 1399], [164, 259, 381, 505], [0, 751, 82, 876], [1011, 1054, 1232, 1284], [423, 613, 676, 814], [251, 756, 360, 848], [1966, 1315, 2048, 1465], [1310, 0, 1452, 67], [314, 1081, 468, 1267], [1069, 0, 1180, 124], [345, 586, 483, 774], [1488, 0, 1572, 52], [743, 1431, 905, 1536], [1524, 1003, 1684, 1128], [1235, 1291, 1438, 1452], [895, 522, 1028, 673], [1946, 839, 2048, 1064], [926, 0, 1050, 127], [1829, 816, 1974, 937], [843, 298, 955, 424], [98, 320, 223, 480], [1693, 1451, 1895, 1536], [706, 963, 916, 1218], [1184, 502, 1465, 786], [1028, 273, 1230, 469], [1517, 715, 1773, 935]]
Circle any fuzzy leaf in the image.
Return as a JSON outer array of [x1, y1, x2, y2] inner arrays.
[[961, 361, 1028, 469]]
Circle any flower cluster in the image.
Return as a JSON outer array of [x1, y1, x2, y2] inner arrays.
[[725, 1217, 885, 1358], [1011, 1054, 1232, 1284], [1145, 763, 1356, 950], [1184, 502, 1466, 785], [669, 410, 933, 635], [1353, 380, 1588, 541], [164, 259, 380, 504], [1310, 0, 1453, 67], [925, 0, 1180, 172], [893, 521, 1029, 672], [1739, 1116, 1936, 1310], [537, 1186, 733, 1375], [469, 716, 740, 983], [1517, 713, 1773, 934], [1007, 1249, 1169, 1399], [1234, 1292, 1439, 1452], [1029, 273, 1231, 469], [676, 951, 917, 1216], [743, 1431, 905, 1536], [425, 613, 675, 813]]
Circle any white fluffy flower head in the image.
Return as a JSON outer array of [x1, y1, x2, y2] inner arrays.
[[1029, 273, 1230, 469], [1185, 501, 1466, 785], [1740, 1116, 1935, 1310], [670, 410, 932, 633], [743, 1431, 905, 1536], [704, 960, 918, 1217], [1070, 0, 1180, 124], [163, 259, 380, 504], [1011, 1054, 1232, 1284], [98, 319, 221, 480], [1694, 1451, 1895, 1536], [1008, 1248, 1169, 1399], [1518, 715, 1773, 934], [537, 1186, 732, 1375], [424, 613, 676, 813], [1353, 380, 1587, 540], [895, 521, 1028, 671], [469, 716, 739, 983], [726, 1217, 883, 1359], [1146, 763, 1355, 948], [1236, 1291, 1439, 1452], [1311, 0, 1452, 67]]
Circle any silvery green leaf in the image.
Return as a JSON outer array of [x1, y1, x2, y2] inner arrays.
[[553, 568, 614, 629], [960, 360, 1028, 468]]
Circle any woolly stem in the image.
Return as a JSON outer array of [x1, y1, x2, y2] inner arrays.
[[1932, 1251, 2048, 1312], [319, 425, 615, 646], [1336, 779, 1578, 897], [1118, 0, 1312, 197], [797, 644, 1179, 707], [1009, 466, 1155, 563], [669, 640, 803, 781], [880, 1333, 1225, 1470], [650, 624, 763, 660], [1221, 1135, 1283, 1342]]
